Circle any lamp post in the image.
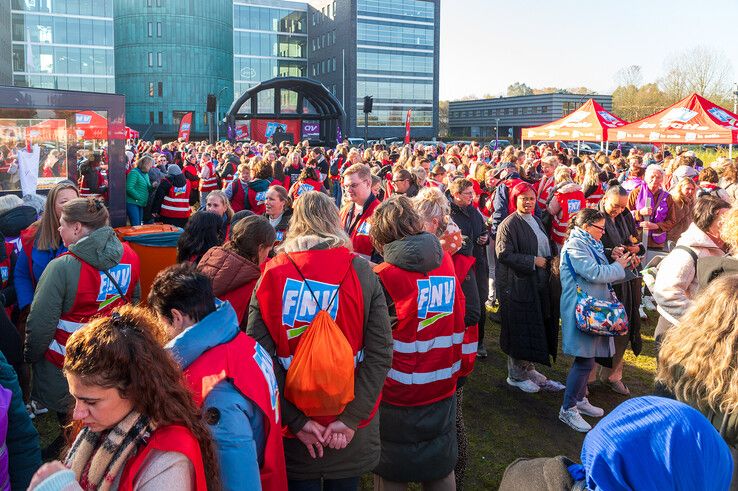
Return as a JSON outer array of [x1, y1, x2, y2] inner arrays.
[[495, 118, 500, 149], [215, 86, 228, 141]]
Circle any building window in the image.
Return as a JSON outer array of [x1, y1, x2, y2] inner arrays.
[[157, 22, 162, 37], [156, 0, 161, 6], [147, 22, 153, 37], [147, 0, 152, 6], [332, 31, 336, 44], [148, 82, 154, 97], [157, 52, 162, 67], [149, 111, 154, 123], [157, 81, 163, 96], [147, 52, 153, 67], [158, 111, 163, 125], [542, 106, 548, 113]]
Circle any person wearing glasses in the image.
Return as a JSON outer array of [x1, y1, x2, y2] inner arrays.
[[391, 169, 419, 198], [596, 185, 644, 396], [340, 164, 381, 262], [558, 209, 632, 432]]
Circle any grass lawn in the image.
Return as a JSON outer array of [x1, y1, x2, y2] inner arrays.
[[32, 310, 659, 490]]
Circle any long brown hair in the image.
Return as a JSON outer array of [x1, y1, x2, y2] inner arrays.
[[34, 180, 79, 250], [64, 306, 222, 490]]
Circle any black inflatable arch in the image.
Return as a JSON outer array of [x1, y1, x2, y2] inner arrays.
[[226, 77, 346, 146]]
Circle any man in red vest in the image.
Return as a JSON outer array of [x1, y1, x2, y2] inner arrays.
[[149, 264, 288, 491], [340, 164, 381, 262]]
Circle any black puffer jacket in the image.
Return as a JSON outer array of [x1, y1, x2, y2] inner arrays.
[[374, 233, 459, 483]]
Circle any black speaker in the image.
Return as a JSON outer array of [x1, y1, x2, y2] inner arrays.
[[363, 95, 373, 113], [206, 94, 217, 112], [273, 132, 294, 146]]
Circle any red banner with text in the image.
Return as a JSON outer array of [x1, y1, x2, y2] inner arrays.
[[178, 112, 193, 142]]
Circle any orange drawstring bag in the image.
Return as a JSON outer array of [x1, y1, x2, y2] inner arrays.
[[284, 256, 355, 417]]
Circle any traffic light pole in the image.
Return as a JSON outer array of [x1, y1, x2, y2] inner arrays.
[[364, 112, 368, 144]]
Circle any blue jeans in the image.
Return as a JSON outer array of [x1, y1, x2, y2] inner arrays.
[[288, 477, 359, 491], [126, 203, 143, 226], [333, 181, 343, 208], [563, 357, 595, 409]]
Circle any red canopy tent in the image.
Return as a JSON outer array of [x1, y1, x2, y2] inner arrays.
[[125, 126, 139, 139], [612, 93, 738, 145], [521, 98, 627, 143], [72, 110, 108, 141]]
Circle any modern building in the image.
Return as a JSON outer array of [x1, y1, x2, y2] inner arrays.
[[1, 0, 440, 140], [448, 93, 614, 142], [7, 0, 115, 93], [308, 0, 439, 139], [114, 0, 233, 135]]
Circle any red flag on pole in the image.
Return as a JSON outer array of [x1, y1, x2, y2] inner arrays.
[[178, 112, 193, 142], [404, 109, 412, 145]]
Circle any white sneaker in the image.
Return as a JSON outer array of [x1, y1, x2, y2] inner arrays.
[[526, 369, 549, 387], [576, 397, 605, 418], [507, 377, 540, 393], [559, 406, 592, 433], [639, 305, 648, 320], [643, 296, 656, 310], [539, 379, 566, 391]]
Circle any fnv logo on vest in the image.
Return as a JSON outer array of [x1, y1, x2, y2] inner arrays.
[[356, 221, 371, 236], [282, 278, 339, 334], [297, 183, 315, 196], [252, 342, 280, 422], [97, 264, 132, 308], [417, 276, 455, 329], [173, 185, 187, 195], [567, 199, 582, 214], [255, 191, 267, 205]]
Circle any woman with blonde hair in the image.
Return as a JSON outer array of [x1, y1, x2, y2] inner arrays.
[[205, 190, 234, 235], [667, 177, 697, 243], [657, 273, 738, 486], [248, 191, 392, 489]]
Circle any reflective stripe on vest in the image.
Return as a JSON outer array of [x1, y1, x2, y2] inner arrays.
[[393, 332, 464, 354], [279, 349, 364, 371], [461, 341, 478, 355], [387, 360, 461, 386]]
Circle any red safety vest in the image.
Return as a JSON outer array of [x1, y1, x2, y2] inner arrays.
[[160, 179, 192, 219], [340, 196, 379, 259], [586, 183, 604, 209], [247, 186, 268, 215], [183, 163, 200, 186], [551, 190, 586, 245], [0, 242, 12, 290], [374, 252, 465, 407], [199, 162, 219, 192], [19, 226, 37, 286], [184, 332, 288, 491], [44, 245, 140, 368], [118, 425, 207, 491], [536, 176, 555, 211], [229, 180, 248, 213], [451, 253, 477, 378], [79, 169, 105, 198], [290, 178, 323, 200], [255, 248, 378, 429]]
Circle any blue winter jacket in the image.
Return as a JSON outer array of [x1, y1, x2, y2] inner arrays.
[[0, 352, 41, 490], [14, 243, 67, 310], [166, 302, 265, 491]]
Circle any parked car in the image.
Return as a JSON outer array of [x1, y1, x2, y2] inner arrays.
[[347, 137, 365, 147], [488, 139, 511, 150]]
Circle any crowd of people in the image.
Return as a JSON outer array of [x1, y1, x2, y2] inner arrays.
[[0, 136, 734, 490]]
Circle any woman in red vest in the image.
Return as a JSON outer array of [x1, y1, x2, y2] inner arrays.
[[548, 166, 587, 251], [264, 185, 292, 247], [28, 305, 218, 490], [248, 191, 392, 490], [24, 198, 141, 459], [151, 164, 192, 228], [198, 215, 275, 326], [288, 166, 326, 201], [370, 195, 466, 489], [225, 163, 250, 213]]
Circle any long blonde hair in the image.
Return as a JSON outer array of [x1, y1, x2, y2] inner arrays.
[[35, 180, 80, 250], [656, 274, 738, 414], [278, 191, 350, 253]]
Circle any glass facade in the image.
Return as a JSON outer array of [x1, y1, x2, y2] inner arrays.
[[10, 0, 115, 93], [233, 1, 308, 99], [355, 0, 434, 127]]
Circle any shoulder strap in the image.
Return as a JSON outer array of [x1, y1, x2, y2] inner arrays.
[[674, 245, 698, 268], [102, 268, 128, 302], [285, 253, 352, 312]]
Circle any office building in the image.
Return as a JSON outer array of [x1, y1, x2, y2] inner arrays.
[[308, 0, 439, 139], [1, 0, 440, 140], [448, 93, 614, 142], [8, 0, 115, 93]]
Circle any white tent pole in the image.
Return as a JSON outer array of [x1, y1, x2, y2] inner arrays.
[[577, 140, 581, 156]]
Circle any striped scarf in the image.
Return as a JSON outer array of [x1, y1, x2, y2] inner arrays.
[[64, 411, 153, 491]]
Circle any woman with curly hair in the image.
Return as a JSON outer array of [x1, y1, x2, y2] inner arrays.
[[28, 305, 220, 490], [657, 273, 738, 487]]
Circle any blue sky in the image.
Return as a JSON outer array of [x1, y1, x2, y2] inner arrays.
[[439, 0, 738, 100]]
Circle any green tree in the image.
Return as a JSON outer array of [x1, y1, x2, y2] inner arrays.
[[507, 82, 533, 97]]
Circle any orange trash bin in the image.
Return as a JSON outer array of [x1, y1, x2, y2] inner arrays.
[[115, 224, 183, 303]]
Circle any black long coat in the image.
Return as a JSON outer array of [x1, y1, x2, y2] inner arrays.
[[495, 212, 558, 365]]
